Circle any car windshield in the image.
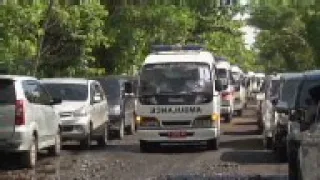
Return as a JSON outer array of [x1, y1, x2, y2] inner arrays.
[[217, 68, 228, 79], [139, 62, 212, 95], [42, 83, 88, 101], [98, 79, 121, 100]]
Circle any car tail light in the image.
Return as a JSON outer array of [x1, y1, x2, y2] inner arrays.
[[222, 91, 232, 101], [15, 100, 25, 125]]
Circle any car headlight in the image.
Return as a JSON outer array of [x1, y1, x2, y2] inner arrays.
[[138, 117, 159, 127], [73, 107, 88, 117], [109, 105, 121, 115]]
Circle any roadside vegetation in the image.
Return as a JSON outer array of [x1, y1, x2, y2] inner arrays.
[[0, 0, 319, 77]]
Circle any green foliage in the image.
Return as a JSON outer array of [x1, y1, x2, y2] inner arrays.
[[1, 1, 257, 77], [249, 4, 319, 72]]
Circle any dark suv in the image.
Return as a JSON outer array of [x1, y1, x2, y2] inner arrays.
[[95, 75, 137, 139], [275, 70, 320, 180]]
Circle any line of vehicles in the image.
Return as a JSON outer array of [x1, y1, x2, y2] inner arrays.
[[256, 71, 320, 180], [0, 44, 265, 169]]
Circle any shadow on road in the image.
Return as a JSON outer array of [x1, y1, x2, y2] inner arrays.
[[220, 138, 264, 150], [223, 129, 260, 136], [233, 121, 258, 126], [220, 150, 279, 164]]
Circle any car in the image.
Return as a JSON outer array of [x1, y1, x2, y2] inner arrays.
[[0, 75, 62, 168], [259, 74, 281, 147], [95, 75, 137, 139], [274, 70, 320, 179], [41, 78, 109, 149]]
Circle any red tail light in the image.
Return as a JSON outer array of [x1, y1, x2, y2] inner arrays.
[[15, 100, 25, 125], [222, 91, 232, 101]]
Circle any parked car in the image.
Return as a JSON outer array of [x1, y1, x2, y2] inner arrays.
[[0, 75, 62, 168], [271, 73, 302, 162], [41, 78, 109, 149], [274, 70, 320, 179], [259, 74, 281, 147], [95, 75, 137, 139]]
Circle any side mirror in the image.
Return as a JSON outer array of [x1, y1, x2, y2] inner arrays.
[[124, 82, 133, 94], [50, 97, 62, 105], [215, 79, 223, 92], [275, 101, 289, 114], [93, 94, 101, 103]]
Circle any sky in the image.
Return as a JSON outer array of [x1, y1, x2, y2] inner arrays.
[[232, 0, 260, 50]]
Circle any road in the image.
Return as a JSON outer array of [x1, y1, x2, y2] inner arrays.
[[0, 105, 288, 180]]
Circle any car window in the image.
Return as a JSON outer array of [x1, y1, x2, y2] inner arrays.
[[42, 83, 88, 101], [0, 79, 15, 104], [298, 80, 320, 108], [280, 79, 300, 108], [22, 80, 50, 104]]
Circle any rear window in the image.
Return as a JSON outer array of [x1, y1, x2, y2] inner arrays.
[[0, 79, 15, 104]]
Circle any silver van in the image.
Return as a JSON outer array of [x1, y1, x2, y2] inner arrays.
[[41, 78, 109, 149], [0, 75, 62, 168]]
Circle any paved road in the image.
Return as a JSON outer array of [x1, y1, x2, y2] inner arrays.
[[0, 105, 288, 180]]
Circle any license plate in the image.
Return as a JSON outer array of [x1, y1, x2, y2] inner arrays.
[[168, 131, 187, 138]]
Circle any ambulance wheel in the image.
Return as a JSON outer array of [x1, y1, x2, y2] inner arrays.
[[207, 138, 219, 150]]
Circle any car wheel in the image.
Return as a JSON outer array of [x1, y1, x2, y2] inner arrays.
[[22, 135, 37, 168], [207, 138, 219, 150], [288, 141, 299, 180], [127, 115, 135, 135], [224, 114, 232, 123], [48, 131, 61, 156], [80, 125, 92, 150], [264, 136, 273, 150], [97, 122, 109, 147]]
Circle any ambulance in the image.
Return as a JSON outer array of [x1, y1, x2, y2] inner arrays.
[[132, 45, 222, 152]]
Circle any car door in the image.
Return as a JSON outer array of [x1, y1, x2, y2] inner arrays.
[[37, 84, 58, 138], [93, 82, 106, 127], [22, 80, 48, 143]]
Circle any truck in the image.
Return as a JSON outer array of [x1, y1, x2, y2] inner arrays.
[[129, 45, 222, 152]]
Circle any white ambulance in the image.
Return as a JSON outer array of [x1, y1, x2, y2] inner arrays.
[[132, 45, 222, 152]]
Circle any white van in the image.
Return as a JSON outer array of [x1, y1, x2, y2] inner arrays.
[[134, 45, 222, 152], [231, 65, 246, 116], [216, 60, 234, 122]]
